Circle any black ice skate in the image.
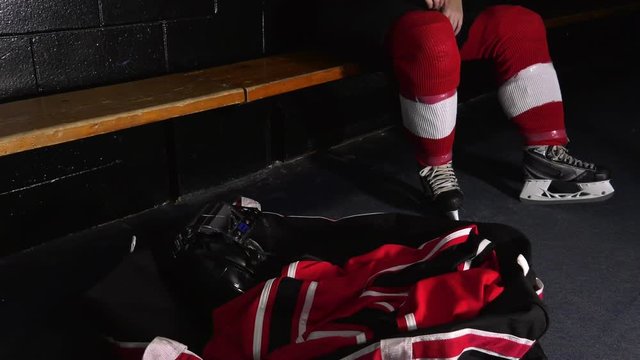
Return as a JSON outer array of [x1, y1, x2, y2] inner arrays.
[[520, 145, 614, 204], [419, 162, 464, 220]]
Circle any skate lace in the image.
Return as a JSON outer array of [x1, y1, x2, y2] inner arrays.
[[419, 163, 460, 196], [551, 146, 596, 170]]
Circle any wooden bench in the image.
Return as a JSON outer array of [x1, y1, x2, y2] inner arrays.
[[0, 2, 638, 157]]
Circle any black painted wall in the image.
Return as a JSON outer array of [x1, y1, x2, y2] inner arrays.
[[0, 0, 320, 256], [1, 0, 638, 255], [172, 74, 398, 195], [0, 0, 393, 255], [0, 124, 171, 255], [0, 0, 274, 102]]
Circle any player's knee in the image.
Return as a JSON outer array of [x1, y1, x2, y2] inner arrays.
[[390, 11, 459, 69], [393, 10, 452, 36], [485, 6, 546, 44], [390, 11, 460, 95]]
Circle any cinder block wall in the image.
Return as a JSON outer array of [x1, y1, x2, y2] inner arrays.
[[2, 0, 636, 255], [0, 0, 268, 102], [0, 0, 397, 255]]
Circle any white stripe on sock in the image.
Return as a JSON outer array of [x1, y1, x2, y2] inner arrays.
[[498, 62, 562, 118], [400, 92, 457, 139]]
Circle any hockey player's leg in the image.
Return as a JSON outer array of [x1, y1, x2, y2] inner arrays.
[[461, 5, 614, 203], [389, 11, 463, 219]]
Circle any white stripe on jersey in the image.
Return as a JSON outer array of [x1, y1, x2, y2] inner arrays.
[[405, 313, 418, 331], [287, 261, 299, 278], [365, 227, 473, 284], [462, 239, 493, 270], [373, 302, 395, 312], [253, 279, 276, 360], [361, 290, 409, 297], [535, 278, 544, 297], [517, 254, 530, 276], [414, 346, 520, 360], [296, 281, 318, 343], [307, 330, 366, 342], [339, 328, 534, 360], [418, 228, 473, 250], [381, 337, 414, 360]]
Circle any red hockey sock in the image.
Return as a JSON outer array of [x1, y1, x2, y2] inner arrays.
[[389, 11, 460, 166], [461, 6, 568, 146]]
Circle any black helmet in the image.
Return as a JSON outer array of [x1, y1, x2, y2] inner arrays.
[[169, 199, 270, 310]]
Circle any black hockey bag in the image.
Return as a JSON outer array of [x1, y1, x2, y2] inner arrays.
[[167, 198, 549, 360]]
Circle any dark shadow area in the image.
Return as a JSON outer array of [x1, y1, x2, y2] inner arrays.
[[455, 150, 523, 199], [308, 150, 442, 217]]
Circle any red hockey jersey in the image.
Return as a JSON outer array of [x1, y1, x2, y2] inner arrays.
[[202, 225, 543, 360]]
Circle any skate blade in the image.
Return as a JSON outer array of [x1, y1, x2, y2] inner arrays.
[[519, 179, 615, 204], [445, 210, 460, 220]]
